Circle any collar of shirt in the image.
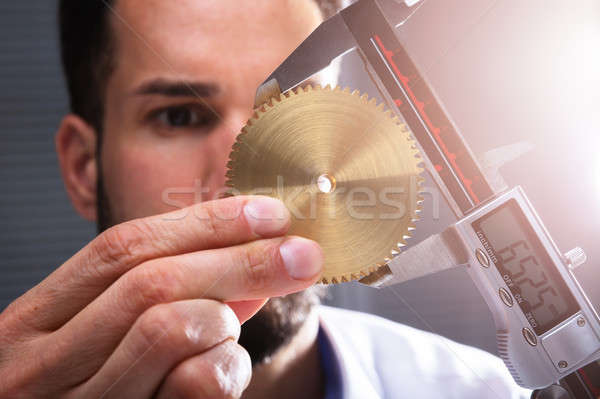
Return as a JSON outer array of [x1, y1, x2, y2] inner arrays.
[[318, 309, 383, 398]]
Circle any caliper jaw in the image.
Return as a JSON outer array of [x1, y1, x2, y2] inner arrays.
[[359, 225, 470, 287], [254, 0, 423, 107]]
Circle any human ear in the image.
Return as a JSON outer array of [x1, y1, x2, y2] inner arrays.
[[55, 114, 98, 221]]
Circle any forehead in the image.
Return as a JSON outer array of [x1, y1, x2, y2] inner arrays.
[[110, 0, 322, 88]]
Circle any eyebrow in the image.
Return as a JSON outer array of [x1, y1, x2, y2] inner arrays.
[[134, 79, 220, 97]]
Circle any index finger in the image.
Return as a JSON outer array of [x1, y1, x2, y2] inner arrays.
[[14, 195, 290, 331]]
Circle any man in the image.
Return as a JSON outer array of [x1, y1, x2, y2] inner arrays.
[[0, 0, 531, 398]]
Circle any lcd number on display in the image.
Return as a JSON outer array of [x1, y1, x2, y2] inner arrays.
[[472, 199, 579, 335]]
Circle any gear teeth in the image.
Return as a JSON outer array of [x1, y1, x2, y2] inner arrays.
[[226, 85, 425, 285], [266, 98, 278, 108], [257, 104, 268, 113], [222, 190, 235, 198], [318, 263, 388, 285]]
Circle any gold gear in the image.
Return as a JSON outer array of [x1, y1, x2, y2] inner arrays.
[[226, 85, 424, 284]]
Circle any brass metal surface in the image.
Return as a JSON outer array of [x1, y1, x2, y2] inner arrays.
[[226, 85, 423, 284]]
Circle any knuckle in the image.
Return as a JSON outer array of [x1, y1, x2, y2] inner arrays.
[[180, 301, 241, 346], [202, 301, 241, 339], [238, 244, 277, 294], [123, 264, 180, 312], [231, 343, 252, 391], [135, 300, 240, 357], [92, 220, 151, 269], [176, 342, 249, 399], [136, 304, 183, 348], [199, 365, 235, 399], [195, 198, 246, 241], [197, 204, 223, 242], [197, 299, 228, 321]]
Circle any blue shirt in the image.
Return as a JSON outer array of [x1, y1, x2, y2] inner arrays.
[[318, 324, 345, 398]]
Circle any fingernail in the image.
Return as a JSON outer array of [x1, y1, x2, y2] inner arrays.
[[279, 237, 323, 281], [243, 197, 290, 236]]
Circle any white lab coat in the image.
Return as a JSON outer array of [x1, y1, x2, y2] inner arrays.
[[318, 305, 533, 398]]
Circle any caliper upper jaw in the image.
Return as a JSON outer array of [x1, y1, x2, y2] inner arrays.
[[254, 79, 282, 109], [253, 0, 424, 108], [254, 13, 356, 108]]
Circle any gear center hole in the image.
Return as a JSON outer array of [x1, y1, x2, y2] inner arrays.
[[317, 174, 336, 194]]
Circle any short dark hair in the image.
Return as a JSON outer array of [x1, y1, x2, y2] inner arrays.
[[59, 0, 115, 134], [58, 0, 343, 134]]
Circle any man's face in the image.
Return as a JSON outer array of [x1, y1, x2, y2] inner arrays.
[[101, 0, 322, 222], [97, 0, 325, 365]]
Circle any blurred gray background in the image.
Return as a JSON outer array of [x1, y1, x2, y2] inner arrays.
[[1, 0, 598, 356]]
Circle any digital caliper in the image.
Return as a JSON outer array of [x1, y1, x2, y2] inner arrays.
[[253, 0, 600, 396]]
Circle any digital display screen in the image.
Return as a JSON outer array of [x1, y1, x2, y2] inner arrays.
[[472, 199, 579, 335]]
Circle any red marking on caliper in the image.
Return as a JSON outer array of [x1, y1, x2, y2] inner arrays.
[[394, 99, 403, 106], [374, 35, 479, 204], [579, 369, 600, 395]]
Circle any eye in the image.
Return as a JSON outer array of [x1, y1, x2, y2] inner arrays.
[[154, 105, 217, 129], [159, 106, 197, 127]]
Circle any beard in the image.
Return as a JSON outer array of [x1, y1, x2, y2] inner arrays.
[[96, 169, 325, 366], [237, 287, 325, 366]]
